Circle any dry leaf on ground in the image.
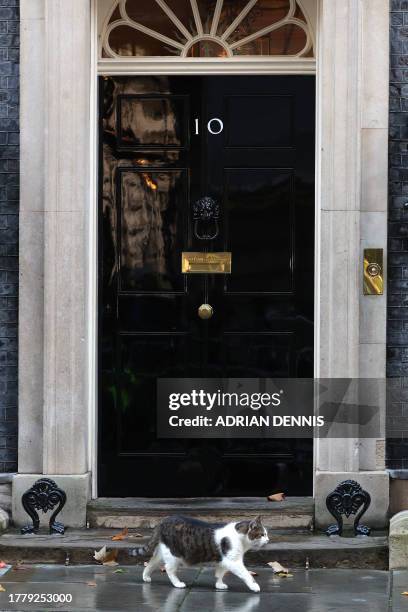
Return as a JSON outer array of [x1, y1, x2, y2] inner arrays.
[[128, 533, 143, 539], [94, 546, 107, 563], [267, 493, 286, 502], [267, 561, 289, 574], [0, 585, 6, 592], [102, 550, 119, 567], [402, 592, 408, 596], [94, 546, 119, 566], [111, 527, 129, 541], [87, 581, 97, 587]]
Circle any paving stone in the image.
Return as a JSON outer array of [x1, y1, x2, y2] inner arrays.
[[391, 570, 408, 611], [0, 565, 393, 612]]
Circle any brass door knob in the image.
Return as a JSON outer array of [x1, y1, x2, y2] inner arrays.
[[198, 304, 213, 320]]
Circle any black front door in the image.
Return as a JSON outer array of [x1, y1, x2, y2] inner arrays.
[[99, 75, 315, 497]]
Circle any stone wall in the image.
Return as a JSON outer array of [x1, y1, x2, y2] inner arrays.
[[0, 0, 19, 473], [388, 1, 408, 468]]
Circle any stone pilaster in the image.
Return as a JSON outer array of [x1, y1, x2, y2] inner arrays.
[[314, 0, 389, 527], [18, 0, 91, 525], [42, 0, 91, 475]]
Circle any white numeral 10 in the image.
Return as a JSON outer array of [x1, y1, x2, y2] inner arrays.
[[195, 118, 224, 135]]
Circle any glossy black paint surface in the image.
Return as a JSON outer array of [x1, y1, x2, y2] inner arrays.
[[99, 76, 315, 497]]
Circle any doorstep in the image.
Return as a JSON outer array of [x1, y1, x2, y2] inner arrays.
[[0, 528, 388, 570], [87, 497, 314, 529]]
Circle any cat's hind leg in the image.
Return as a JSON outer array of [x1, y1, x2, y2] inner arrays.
[[161, 544, 186, 589], [215, 566, 228, 590], [142, 547, 162, 583]]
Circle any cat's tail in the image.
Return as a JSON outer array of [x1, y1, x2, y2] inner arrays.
[[129, 525, 160, 557]]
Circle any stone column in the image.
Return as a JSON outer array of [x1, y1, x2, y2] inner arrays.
[[14, 0, 91, 528], [42, 0, 90, 476], [315, 0, 389, 528], [18, 0, 45, 474]]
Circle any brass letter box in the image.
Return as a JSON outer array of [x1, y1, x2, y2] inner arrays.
[[363, 249, 383, 295], [182, 252, 232, 274]]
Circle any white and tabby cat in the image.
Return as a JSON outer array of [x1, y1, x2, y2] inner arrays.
[[140, 515, 269, 592]]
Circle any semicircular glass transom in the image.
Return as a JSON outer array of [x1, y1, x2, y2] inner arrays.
[[101, 0, 314, 59]]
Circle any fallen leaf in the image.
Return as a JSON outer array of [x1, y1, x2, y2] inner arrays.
[[128, 533, 143, 539], [277, 572, 293, 578], [267, 562, 289, 574], [87, 581, 97, 587], [94, 546, 107, 563], [0, 585, 5, 592], [402, 592, 408, 596], [94, 546, 119, 566], [104, 549, 118, 562], [267, 493, 286, 502], [112, 527, 129, 541], [102, 550, 119, 567], [114, 568, 127, 574]]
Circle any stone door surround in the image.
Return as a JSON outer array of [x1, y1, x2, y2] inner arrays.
[[15, 0, 389, 527]]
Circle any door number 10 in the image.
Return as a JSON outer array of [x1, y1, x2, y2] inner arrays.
[[195, 118, 224, 135]]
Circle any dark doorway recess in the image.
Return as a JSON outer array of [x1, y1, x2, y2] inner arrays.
[[98, 75, 315, 497]]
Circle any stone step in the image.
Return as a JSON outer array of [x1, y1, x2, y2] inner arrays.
[[87, 497, 314, 530], [0, 528, 388, 569]]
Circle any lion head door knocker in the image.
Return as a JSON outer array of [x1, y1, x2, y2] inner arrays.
[[193, 196, 220, 241], [325, 479, 371, 537]]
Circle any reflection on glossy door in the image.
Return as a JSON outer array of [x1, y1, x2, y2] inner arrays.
[[99, 75, 315, 497]]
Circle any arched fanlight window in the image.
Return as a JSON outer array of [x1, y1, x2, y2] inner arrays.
[[101, 0, 314, 59]]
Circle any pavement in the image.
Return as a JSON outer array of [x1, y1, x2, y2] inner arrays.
[[0, 564, 402, 611]]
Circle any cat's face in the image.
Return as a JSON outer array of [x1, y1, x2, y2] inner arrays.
[[235, 516, 269, 549]]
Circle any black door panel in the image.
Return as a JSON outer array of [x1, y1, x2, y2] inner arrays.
[[99, 75, 315, 497]]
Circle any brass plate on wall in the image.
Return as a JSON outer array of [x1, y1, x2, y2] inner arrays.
[[364, 248, 383, 295], [182, 252, 232, 274]]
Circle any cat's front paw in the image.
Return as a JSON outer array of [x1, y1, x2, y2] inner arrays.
[[216, 581, 228, 590], [249, 582, 260, 593], [142, 573, 152, 583], [174, 581, 186, 589]]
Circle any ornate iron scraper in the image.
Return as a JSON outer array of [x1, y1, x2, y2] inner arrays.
[[21, 478, 67, 535], [326, 479, 371, 537]]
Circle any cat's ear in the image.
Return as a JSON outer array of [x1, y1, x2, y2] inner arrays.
[[235, 520, 250, 534], [248, 516, 263, 532]]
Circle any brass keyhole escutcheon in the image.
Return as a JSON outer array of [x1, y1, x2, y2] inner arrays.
[[366, 262, 381, 278], [198, 304, 214, 320]]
